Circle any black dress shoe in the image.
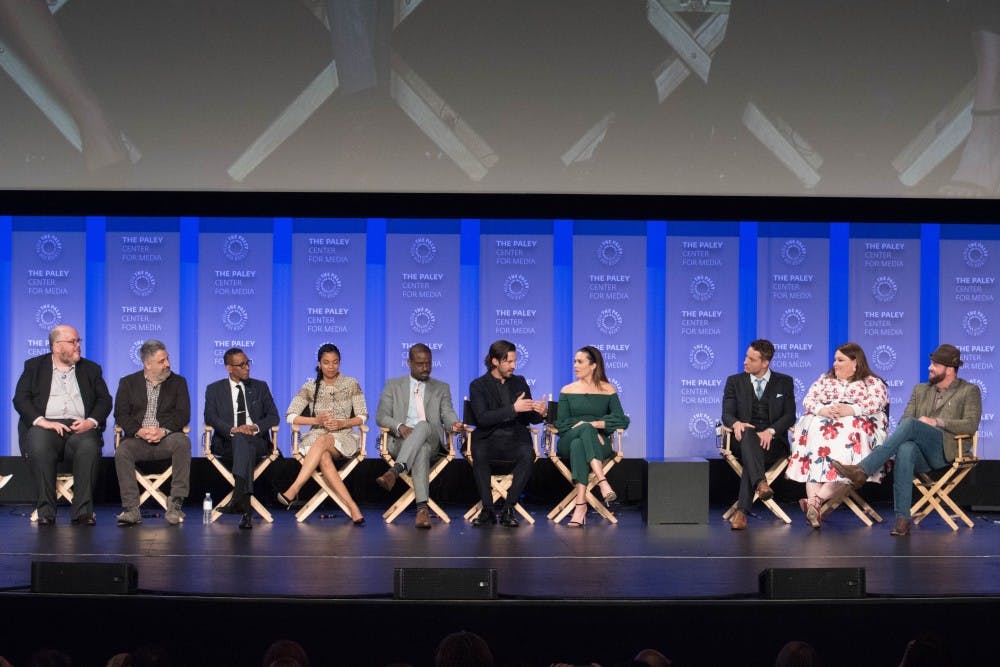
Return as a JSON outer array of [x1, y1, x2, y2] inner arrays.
[[71, 513, 96, 526], [238, 512, 253, 530], [471, 508, 497, 527], [499, 508, 520, 528], [36, 516, 56, 526], [217, 496, 250, 515]]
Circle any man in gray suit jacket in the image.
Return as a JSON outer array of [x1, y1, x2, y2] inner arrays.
[[375, 343, 462, 528], [834, 344, 982, 536]]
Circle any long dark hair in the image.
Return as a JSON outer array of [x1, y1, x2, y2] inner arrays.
[[484, 339, 516, 372], [578, 345, 609, 387], [826, 341, 884, 385], [312, 343, 341, 414]]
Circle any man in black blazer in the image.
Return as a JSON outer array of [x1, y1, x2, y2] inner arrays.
[[114, 339, 192, 526], [203, 347, 279, 529], [721, 339, 796, 530], [467, 340, 547, 527], [12, 324, 112, 525]]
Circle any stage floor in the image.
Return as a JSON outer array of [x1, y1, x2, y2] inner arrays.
[[3, 499, 999, 600]]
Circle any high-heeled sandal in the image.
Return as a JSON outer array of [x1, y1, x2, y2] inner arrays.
[[805, 498, 822, 529], [276, 491, 296, 509], [567, 502, 587, 527], [596, 477, 617, 505], [352, 516, 366, 526]]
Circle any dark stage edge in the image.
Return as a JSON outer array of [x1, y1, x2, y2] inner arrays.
[[2, 502, 999, 666]]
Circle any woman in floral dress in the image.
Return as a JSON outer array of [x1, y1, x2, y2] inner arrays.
[[787, 342, 888, 527]]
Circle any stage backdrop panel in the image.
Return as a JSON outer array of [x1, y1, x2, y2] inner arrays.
[[940, 230, 1000, 459], [290, 220, 368, 454], [758, 230, 832, 414], [8, 218, 87, 456], [665, 226, 738, 458], [104, 219, 181, 455], [197, 221, 274, 458], [385, 223, 462, 414], [573, 224, 647, 457], [479, 221, 555, 408], [848, 227, 921, 427]]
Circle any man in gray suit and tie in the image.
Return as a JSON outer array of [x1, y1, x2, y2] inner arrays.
[[833, 344, 982, 536], [375, 343, 463, 528]]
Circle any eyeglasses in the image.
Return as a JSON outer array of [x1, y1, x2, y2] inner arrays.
[[228, 359, 252, 368], [56, 338, 82, 346]]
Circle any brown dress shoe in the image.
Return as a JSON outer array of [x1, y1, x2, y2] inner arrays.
[[830, 460, 868, 489], [376, 469, 398, 492], [890, 517, 912, 536], [729, 510, 748, 530], [755, 480, 774, 501], [415, 506, 432, 529]]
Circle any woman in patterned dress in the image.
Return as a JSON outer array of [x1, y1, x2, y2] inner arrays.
[[786, 342, 888, 528], [277, 344, 366, 524]]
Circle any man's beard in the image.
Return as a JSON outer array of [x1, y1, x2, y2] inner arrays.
[[928, 371, 944, 385]]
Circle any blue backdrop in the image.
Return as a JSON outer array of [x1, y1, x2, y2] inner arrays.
[[1, 217, 997, 460]]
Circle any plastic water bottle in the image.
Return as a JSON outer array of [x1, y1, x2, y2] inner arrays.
[[202, 492, 212, 524]]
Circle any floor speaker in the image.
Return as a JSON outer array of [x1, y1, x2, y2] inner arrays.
[[759, 567, 865, 599], [393, 567, 497, 600], [644, 459, 709, 524], [31, 561, 137, 595]]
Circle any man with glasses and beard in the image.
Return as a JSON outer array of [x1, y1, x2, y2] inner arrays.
[[13, 324, 112, 525], [833, 344, 982, 536]]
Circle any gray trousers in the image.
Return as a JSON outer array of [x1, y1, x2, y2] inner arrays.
[[389, 421, 445, 504], [115, 432, 191, 508], [25, 422, 102, 520]]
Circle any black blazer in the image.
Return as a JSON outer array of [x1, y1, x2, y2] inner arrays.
[[114, 370, 191, 437], [721, 370, 796, 451], [12, 354, 113, 456], [468, 372, 544, 446], [203, 377, 280, 450]]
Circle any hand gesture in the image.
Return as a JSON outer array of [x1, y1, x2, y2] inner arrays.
[[513, 392, 535, 413]]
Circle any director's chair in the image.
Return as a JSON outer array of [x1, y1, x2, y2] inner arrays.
[[378, 425, 456, 524], [544, 401, 624, 524], [114, 426, 190, 511], [459, 398, 540, 525], [911, 432, 979, 531], [203, 425, 281, 523], [290, 420, 368, 522], [718, 425, 792, 524]]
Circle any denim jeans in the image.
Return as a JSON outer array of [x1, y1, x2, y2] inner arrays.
[[859, 417, 948, 519]]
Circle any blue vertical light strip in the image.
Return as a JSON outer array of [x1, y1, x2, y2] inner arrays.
[[272, 217, 293, 432], [460, 218, 481, 393], [921, 223, 941, 358], [366, 218, 387, 411], [553, 219, 574, 387], [179, 217, 200, 385], [0, 216, 11, 454], [829, 222, 850, 346], [738, 221, 759, 354], [646, 220, 666, 460], [85, 216, 107, 366]]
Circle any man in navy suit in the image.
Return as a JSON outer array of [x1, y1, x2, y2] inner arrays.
[[13, 324, 112, 525], [721, 339, 796, 530], [204, 347, 279, 529]]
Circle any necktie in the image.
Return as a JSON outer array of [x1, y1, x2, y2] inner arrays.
[[754, 378, 764, 400], [236, 384, 247, 426], [415, 383, 427, 422]]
